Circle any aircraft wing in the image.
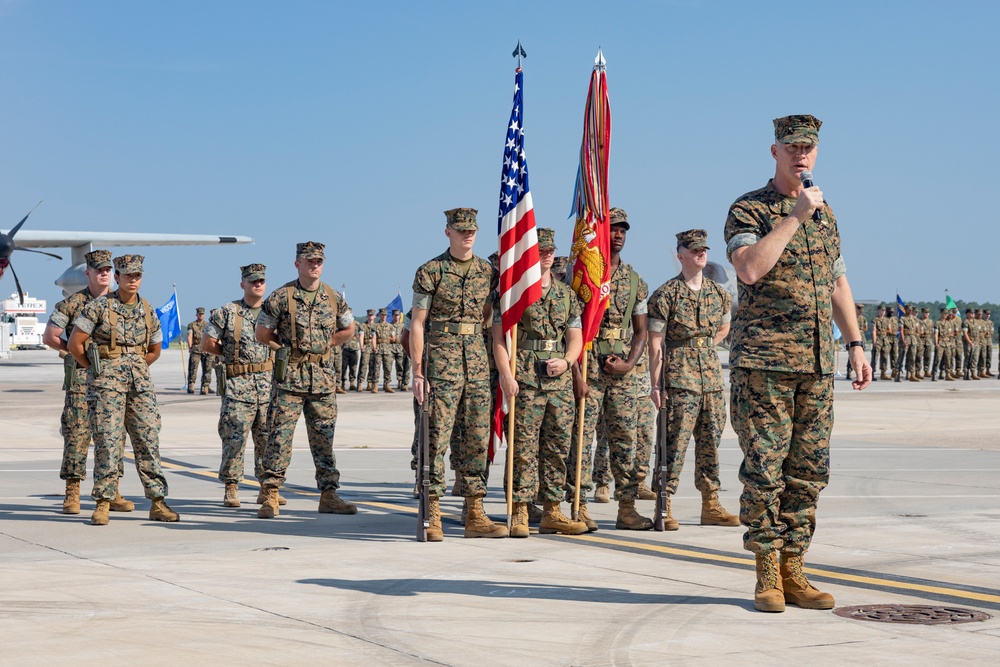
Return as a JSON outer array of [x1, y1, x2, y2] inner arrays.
[[3, 231, 253, 248]]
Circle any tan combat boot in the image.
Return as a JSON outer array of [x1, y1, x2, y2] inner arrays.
[[223, 483, 240, 508], [576, 503, 599, 532], [384, 383, 395, 394], [110, 481, 134, 512], [539, 501, 589, 535], [91, 499, 110, 526], [615, 499, 653, 530], [426, 496, 443, 542], [318, 489, 358, 514], [780, 553, 835, 609], [593, 485, 611, 503], [662, 495, 679, 531], [754, 552, 785, 612], [257, 485, 280, 518], [349, 381, 357, 391], [945, 371, 956, 381], [463, 496, 509, 538], [370, 383, 378, 394], [636, 476, 656, 501], [63, 479, 81, 515], [149, 498, 180, 522], [527, 502, 543, 525], [879, 370, 890, 381], [510, 502, 530, 538], [701, 493, 740, 526], [460, 497, 469, 526], [908, 371, 920, 382], [336, 385, 347, 394], [256, 487, 287, 505]]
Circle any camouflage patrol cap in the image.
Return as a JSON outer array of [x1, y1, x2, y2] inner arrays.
[[445, 208, 478, 231], [366, 309, 375, 316], [855, 303, 863, 310], [296, 241, 325, 259], [85, 249, 113, 269], [113, 254, 144, 274], [609, 207, 630, 229], [773, 114, 822, 145], [552, 255, 569, 275], [196, 307, 205, 314], [921, 307, 929, 313], [676, 229, 709, 251], [537, 227, 556, 251], [241, 263, 266, 281], [392, 309, 401, 315], [378, 308, 387, 315]]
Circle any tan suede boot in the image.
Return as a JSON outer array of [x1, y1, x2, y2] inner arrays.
[[880, 370, 890, 381], [257, 485, 280, 518], [463, 496, 509, 538], [662, 495, 679, 531], [223, 483, 240, 507], [371, 384, 379, 394], [319, 489, 357, 514], [615, 498, 653, 530], [539, 501, 589, 535], [510, 502, 530, 538], [636, 477, 656, 501], [754, 552, 785, 612], [109, 482, 135, 512], [593, 485, 611, 503], [91, 499, 110, 526], [63, 479, 81, 515], [908, 372, 920, 382], [577, 503, 599, 532], [256, 487, 286, 505], [780, 553, 835, 609], [149, 498, 179, 522], [336, 385, 347, 394], [426, 496, 443, 542], [384, 383, 395, 394], [700, 493, 740, 526]]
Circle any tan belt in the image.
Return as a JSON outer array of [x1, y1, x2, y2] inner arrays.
[[428, 321, 482, 335], [663, 336, 713, 349], [226, 360, 274, 376], [289, 349, 331, 365], [98, 344, 146, 358], [633, 360, 648, 373], [596, 327, 625, 340], [519, 338, 564, 352]]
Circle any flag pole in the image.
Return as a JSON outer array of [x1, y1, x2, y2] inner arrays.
[[505, 324, 518, 528], [572, 351, 588, 520], [174, 284, 187, 388]]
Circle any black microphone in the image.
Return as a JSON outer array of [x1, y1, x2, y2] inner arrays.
[[799, 171, 822, 221]]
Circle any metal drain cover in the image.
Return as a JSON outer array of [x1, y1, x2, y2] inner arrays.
[[834, 604, 990, 625]]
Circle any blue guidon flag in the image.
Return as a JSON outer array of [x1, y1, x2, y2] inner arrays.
[[156, 290, 182, 347]]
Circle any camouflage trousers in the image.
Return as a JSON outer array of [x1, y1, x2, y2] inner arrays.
[[985, 342, 993, 373], [341, 347, 359, 385], [359, 349, 374, 385], [904, 341, 920, 372], [965, 343, 981, 374], [333, 345, 343, 386], [663, 388, 725, 495], [921, 339, 933, 372], [593, 379, 654, 486], [188, 352, 210, 390], [392, 349, 407, 386], [259, 389, 341, 491], [218, 397, 269, 484], [87, 387, 168, 501], [568, 374, 640, 501], [876, 340, 893, 372], [730, 368, 832, 555], [374, 351, 394, 386], [60, 389, 125, 480], [503, 383, 576, 503], [427, 378, 490, 498]]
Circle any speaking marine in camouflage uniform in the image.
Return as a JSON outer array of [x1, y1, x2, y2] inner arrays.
[[68, 255, 179, 526], [725, 115, 871, 612], [567, 207, 650, 531], [186, 307, 212, 394], [254, 242, 357, 518], [202, 263, 274, 508], [491, 228, 588, 538], [43, 249, 132, 515], [410, 207, 509, 541], [647, 229, 738, 531]]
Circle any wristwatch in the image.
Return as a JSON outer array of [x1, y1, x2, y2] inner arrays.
[[846, 340, 865, 351]]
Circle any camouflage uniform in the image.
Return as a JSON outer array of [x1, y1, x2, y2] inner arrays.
[[591, 348, 653, 492], [341, 330, 360, 389], [495, 278, 582, 503], [75, 287, 168, 503], [984, 313, 994, 376], [374, 310, 396, 389], [874, 313, 893, 373], [412, 250, 494, 498], [390, 310, 408, 389], [567, 260, 648, 501], [186, 314, 210, 392], [918, 311, 933, 375], [901, 309, 920, 376], [647, 273, 732, 495], [206, 284, 272, 485], [725, 177, 845, 556], [962, 312, 978, 378], [256, 255, 354, 495], [359, 312, 377, 389]]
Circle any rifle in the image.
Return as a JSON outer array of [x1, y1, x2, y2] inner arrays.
[[653, 371, 669, 531], [416, 351, 431, 542]]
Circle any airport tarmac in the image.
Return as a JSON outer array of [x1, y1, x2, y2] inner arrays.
[[1, 348, 998, 666]]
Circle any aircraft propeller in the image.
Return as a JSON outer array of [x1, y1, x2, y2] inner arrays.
[[0, 202, 62, 304]]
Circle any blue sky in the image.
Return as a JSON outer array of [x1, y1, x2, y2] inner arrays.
[[1, 0, 997, 320]]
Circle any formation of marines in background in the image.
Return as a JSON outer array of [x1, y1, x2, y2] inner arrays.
[[38, 114, 991, 614]]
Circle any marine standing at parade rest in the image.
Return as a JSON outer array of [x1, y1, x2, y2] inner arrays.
[[492, 228, 589, 538], [374, 307, 396, 393], [186, 307, 212, 394], [43, 249, 132, 515], [568, 207, 650, 531], [410, 207, 509, 541], [254, 242, 358, 518], [647, 229, 738, 530], [202, 263, 275, 508], [725, 115, 870, 612], [68, 254, 179, 526], [917, 307, 933, 379], [901, 304, 921, 381], [359, 309, 377, 391]]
